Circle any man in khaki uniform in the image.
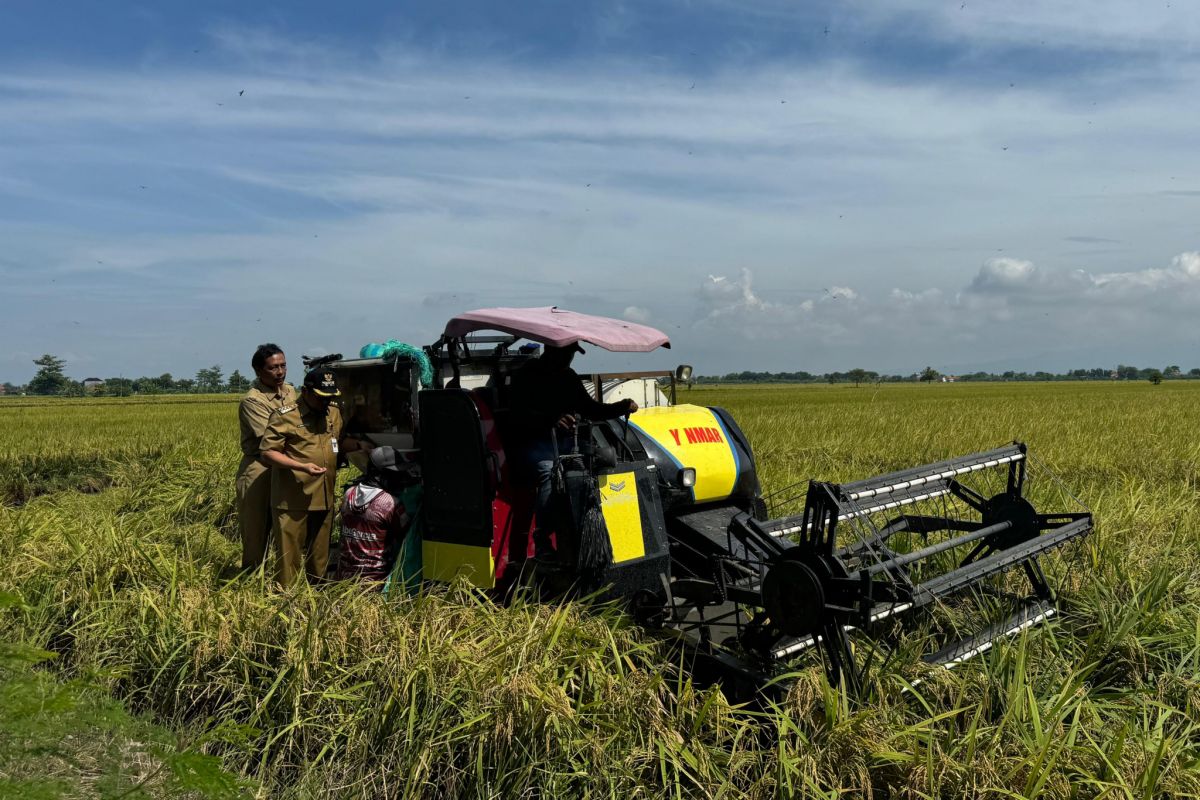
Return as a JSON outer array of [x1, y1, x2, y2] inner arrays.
[[236, 344, 296, 571], [261, 369, 358, 586]]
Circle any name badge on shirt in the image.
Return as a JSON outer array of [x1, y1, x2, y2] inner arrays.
[[331, 438, 339, 454]]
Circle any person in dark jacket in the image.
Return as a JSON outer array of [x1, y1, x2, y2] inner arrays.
[[507, 343, 636, 558]]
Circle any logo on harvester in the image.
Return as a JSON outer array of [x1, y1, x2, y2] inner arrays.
[[667, 427, 725, 446], [609, 480, 626, 492]]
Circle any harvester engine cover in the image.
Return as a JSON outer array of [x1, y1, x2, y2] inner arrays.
[[625, 404, 760, 506]]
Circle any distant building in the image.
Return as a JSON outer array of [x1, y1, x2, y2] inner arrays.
[[941, 375, 958, 383], [83, 378, 104, 393]]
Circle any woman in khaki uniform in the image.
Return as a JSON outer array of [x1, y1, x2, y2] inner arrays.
[[260, 369, 362, 586], [236, 344, 296, 571]]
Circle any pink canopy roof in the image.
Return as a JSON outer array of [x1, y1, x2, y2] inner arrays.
[[443, 307, 671, 352]]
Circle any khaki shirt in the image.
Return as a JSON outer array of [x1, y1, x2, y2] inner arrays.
[[239, 380, 297, 458], [261, 396, 345, 511]]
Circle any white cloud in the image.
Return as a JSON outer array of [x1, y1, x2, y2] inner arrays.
[[968, 258, 1038, 293], [961, 251, 1200, 304], [1088, 251, 1200, 294], [890, 287, 942, 306], [685, 251, 1200, 372], [622, 305, 651, 323], [699, 269, 771, 316], [690, 0, 1200, 58]]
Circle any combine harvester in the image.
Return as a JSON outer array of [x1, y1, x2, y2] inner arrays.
[[330, 307, 1093, 695]]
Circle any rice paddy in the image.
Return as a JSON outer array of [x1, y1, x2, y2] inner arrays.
[[3, 381, 1199, 798]]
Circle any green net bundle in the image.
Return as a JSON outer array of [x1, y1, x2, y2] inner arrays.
[[358, 340, 434, 387]]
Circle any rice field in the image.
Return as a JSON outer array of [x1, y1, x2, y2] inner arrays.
[[2, 381, 1199, 798]]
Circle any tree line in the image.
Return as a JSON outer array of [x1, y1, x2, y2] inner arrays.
[[7, 355, 1197, 397], [6, 355, 253, 397], [698, 364, 1199, 386]]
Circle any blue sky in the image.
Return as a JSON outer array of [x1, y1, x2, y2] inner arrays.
[[4, 0, 1200, 383]]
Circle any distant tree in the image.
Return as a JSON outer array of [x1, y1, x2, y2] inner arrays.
[[845, 368, 877, 387], [1147, 369, 1163, 385], [2, 381, 19, 395], [1116, 364, 1140, 380], [227, 369, 250, 393], [28, 354, 69, 395], [194, 366, 223, 393], [175, 378, 196, 393], [104, 377, 134, 397], [1189, 368, 1200, 378], [919, 366, 940, 383], [1164, 365, 1182, 378]]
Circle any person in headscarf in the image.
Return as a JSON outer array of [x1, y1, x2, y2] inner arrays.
[[335, 446, 416, 583]]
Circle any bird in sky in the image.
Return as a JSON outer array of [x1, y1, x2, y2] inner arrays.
[[238, 89, 244, 96]]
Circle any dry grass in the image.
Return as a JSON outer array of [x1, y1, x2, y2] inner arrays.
[[3, 383, 1200, 798]]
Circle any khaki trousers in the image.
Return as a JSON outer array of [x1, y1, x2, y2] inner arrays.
[[236, 457, 272, 570], [274, 508, 333, 587]]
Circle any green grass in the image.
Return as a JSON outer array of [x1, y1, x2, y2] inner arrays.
[[3, 383, 1200, 798], [0, 594, 247, 800]]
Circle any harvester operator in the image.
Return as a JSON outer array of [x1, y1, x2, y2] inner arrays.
[[236, 344, 296, 572], [260, 369, 363, 586], [507, 343, 637, 559]]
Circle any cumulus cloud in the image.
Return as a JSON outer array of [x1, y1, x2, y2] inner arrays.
[[693, 269, 859, 345], [961, 251, 1200, 304], [1088, 251, 1200, 294], [968, 258, 1038, 293], [699, 269, 772, 317], [687, 251, 1200, 371]]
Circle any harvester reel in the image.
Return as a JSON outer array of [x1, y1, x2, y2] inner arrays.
[[978, 493, 1039, 551], [760, 549, 851, 639]]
